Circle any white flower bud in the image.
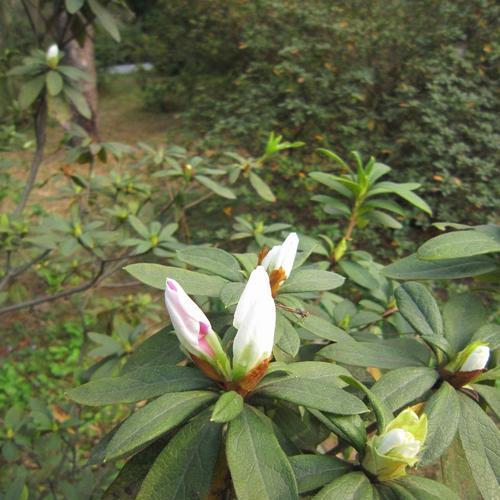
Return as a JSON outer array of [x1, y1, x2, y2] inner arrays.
[[460, 345, 490, 372], [46, 44, 60, 68], [261, 232, 299, 279]]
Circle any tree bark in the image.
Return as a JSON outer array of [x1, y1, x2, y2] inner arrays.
[[65, 26, 100, 139]]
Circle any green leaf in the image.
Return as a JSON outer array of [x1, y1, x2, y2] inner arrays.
[[227, 406, 299, 500], [220, 281, 245, 307], [58, 64, 92, 81], [67, 366, 213, 405], [128, 214, 150, 238], [194, 174, 236, 199], [87, 0, 121, 41], [65, 0, 84, 13], [63, 86, 91, 118], [309, 172, 353, 198], [280, 269, 345, 293], [372, 367, 439, 412], [458, 394, 500, 500], [249, 172, 276, 202], [313, 471, 374, 500], [19, 75, 45, 108], [339, 260, 379, 290], [366, 210, 402, 229], [388, 476, 460, 500], [312, 195, 351, 215], [289, 454, 352, 494], [105, 391, 217, 459], [256, 376, 367, 415], [418, 229, 500, 260], [121, 329, 184, 373], [211, 391, 243, 423], [318, 338, 430, 369], [368, 181, 432, 215], [46, 70, 63, 96], [124, 263, 228, 297], [310, 410, 367, 452], [472, 384, 500, 419], [420, 382, 460, 466], [285, 311, 352, 342], [395, 282, 443, 337], [137, 414, 222, 500], [102, 437, 169, 499], [340, 375, 392, 433], [383, 253, 497, 280], [275, 314, 300, 357], [443, 293, 487, 352], [471, 324, 500, 350], [282, 361, 351, 388], [177, 246, 242, 281]]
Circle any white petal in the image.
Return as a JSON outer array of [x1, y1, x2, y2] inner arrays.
[[233, 266, 270, 329], [377, 429, 411, 455], [261, 245, 280, 271], [461, 345, 490, 371], [277, 232, 299, 277]]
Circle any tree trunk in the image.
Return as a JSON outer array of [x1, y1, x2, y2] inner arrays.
[[65, 26, 100, 139]]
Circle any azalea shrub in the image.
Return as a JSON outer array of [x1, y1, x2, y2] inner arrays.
[[68, 225, 499, 499]]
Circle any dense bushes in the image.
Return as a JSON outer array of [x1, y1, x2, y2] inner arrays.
[[137, 0, 499, 224]]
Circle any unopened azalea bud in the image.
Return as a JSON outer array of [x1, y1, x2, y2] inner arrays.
[[460, 345, 490, 372], [445, 340, 490, 375], [333, 237, 347, 262], [362, 409, 427, 482], [164, 278, 230, 378], [46, 44, 60, 68], [232, 266, 276, 380], [261, 232, 299, 279]]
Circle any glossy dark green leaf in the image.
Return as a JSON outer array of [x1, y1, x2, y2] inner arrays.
[[472, 383, 500, 419], [443, 293, 487, 352], [289, 454, 352, 494], [309, 410, 367, 452], [313, 471, 374, 500], [211, 391, 243, 423], [372, 367, 439, 412], [121, 329, 184, 374], [280, 269, 345, 293], [318, 338, 430, 369], [124, 263, 227, 296], [105, 391, 217, 459], [458, 393, 500, 499], [395, 282, 443, 337], [67, 366, 213, 405], [227, 406, 299, 500], [256, 376, 367, 415], [177, 246, 242, 281], [383, 253, 497, 280], [137, 414, 222, 500], [418, 229, 500, 260], [420, 382, 460, 465]]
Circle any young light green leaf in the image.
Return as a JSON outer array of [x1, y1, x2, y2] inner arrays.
[[195, 174, 236, 199], [105, 391, 217, 459], [46, 70, 64, 96], [249, 171, 276, 202], [395, 282, 443, 337], [137, 414, 222, 500], [211, 391, 243, 423]]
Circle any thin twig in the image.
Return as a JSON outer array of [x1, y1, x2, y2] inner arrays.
[[0, 249, 51, 292]]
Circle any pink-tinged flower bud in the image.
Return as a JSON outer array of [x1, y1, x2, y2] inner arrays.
[[261, 232, 299, 279], [232, 266, 276, 380]]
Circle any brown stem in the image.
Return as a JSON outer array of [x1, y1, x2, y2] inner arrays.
[[12, 95, 47, 217]]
